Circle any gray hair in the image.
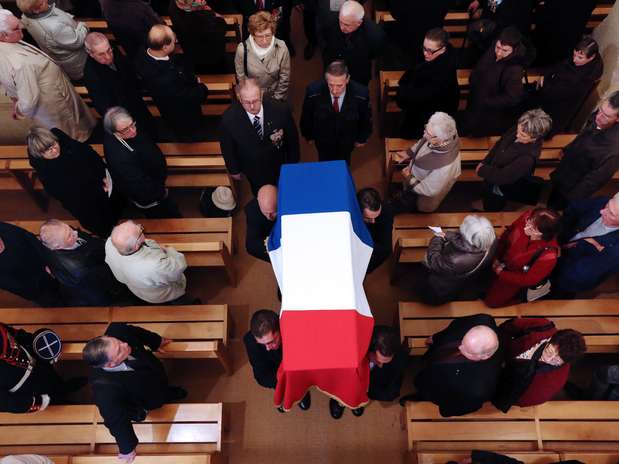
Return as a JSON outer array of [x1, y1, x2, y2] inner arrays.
[[26, 126, 59, 159], [460, 215, 496, 250], [82, 336, 111, 367], [39, 219, 66, 250], [518, 109, 553, 140], [0, 9, 16, 34], [110, 220, 141, 255], [340, 0, 364, 20], [103, 106, 133, 134], [84, 31, 109, 53], [235, 77, 261, 95], [427, 112, 458, 142]]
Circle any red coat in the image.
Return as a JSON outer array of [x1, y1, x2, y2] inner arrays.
[[484, 210, 559, 308], [499, 317, 570, 407]]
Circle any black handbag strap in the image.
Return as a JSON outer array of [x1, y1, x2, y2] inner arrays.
[[522, 246, 558, 272], [243, 40, 249, 78]]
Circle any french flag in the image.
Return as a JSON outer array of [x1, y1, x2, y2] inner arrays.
[[268, 161, 375, 410]]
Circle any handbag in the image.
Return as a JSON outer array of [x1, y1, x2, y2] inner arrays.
[[521, 246, 558, 302]]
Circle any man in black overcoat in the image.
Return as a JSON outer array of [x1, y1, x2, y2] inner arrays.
[[83, 33, 155, 138], [300, 61, 371, 165], [135, 25, 208, 141], [83, 323, 187, 463], [412, 313, 503, 417], [357, 188, 393, 273], [219, 78, 299, 196], [245, 185, 277, 262], [0, 323, 86, 413]]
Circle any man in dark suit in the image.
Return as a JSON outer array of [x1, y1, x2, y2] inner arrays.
[[300, 60, 371, 165], [39, 219, 124, 306], [553, 194, 619, 296], [238, 0, 294, 55], [219, 78, 299, 196], [549, 91, 619, 210], [245, 184, 277, 262], [411, 313, 502, 417], [0, 222, 63, 307], [83, 33, 155, 138], [134, 24, 208, 141], [357, 188, 393, 273], [320, 1, 385, 86], [83, 323, 187, 464], [243, 309, 311, 411], [0, 323, 86, 413]]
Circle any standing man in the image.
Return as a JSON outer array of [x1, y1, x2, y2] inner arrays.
[[83, 323, 186, 463], [321, 0, 384, 86], [245, 184, 278, 262], [243, 309, 311, 411], [135, 24, 208, 141], [357, 188, 393, 273], [219, 78, 299, 196], [300, 61, 371, 165], [0, 9, 96, 142], [549, 91, 619, 210], [83, 32, 155, 137]]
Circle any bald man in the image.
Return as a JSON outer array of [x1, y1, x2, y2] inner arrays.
[[104, 221, 188, 304], [134, 24, 208, 141], [83, 32, 154, 136], [245, 185, 277, 262], [411, 313, 503, 416]]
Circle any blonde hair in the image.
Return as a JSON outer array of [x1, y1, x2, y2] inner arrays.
[[16, 0, 45, 15], [26, 127, 58, 159], [248, 11, 277, 36]]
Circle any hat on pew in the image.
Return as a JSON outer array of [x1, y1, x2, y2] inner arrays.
[[200, 186, 236, 218], [32, 328, 62, 364]]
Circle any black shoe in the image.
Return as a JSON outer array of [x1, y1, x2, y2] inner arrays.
[[329, 399, 344, 419], [277, 406, 286, 413], [63, 376, 88, 394], [298, 392, 311, 411], [352, 406, 364, 417], [564, 382, 586, 400], [166, 386, 188, 402], [304, 42, 315, 60], [399, 393, 422, 407]]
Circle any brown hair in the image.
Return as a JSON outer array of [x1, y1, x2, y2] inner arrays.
[[370, 326, 400, 357], [147, 24, 174, 51], [530, 208, 561, 242], [248, 11, 277, 36], [250, 309, 280, 338], [550, 329, 586, 364]]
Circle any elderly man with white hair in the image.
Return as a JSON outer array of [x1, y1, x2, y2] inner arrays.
[[553, 192, 619, 296], [402, 313, 503, 417], [105, 220, 190, 305], [0, 9, 95, 141], [420, 215, 497, 305], [390, 112, 461, 213], [321, 0, 384, 86]]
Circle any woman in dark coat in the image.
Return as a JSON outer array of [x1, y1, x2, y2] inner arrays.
[[476, 109, 552, 211], [168, 0, 228, 74], [461, 28, 527, 137], [530, 37, 603, 135], [484, 208, 560, 308], [27, 127, 124, 237], [395, 28, 460, 139], [420, 215, 497, 305], [494, 317, 586, 409]]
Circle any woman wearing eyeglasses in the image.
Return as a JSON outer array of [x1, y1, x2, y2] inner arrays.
[[395, 28, 459, 139]]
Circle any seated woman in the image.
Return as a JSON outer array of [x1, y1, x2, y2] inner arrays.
[[493, 317, 586, 411], [235, 11, 291, 102], [475, 109, 552, 211], [27, 127, 124, 237], [390, 112, 460, 214], [17, 0, 89, 80], [530, 36, 604, 135], [484, 208, 560, 308], [419, 215, 497, 305], [168, 0, 229, 74]]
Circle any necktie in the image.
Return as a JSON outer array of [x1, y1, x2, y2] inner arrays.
[[333, 96, 340, 113], [253, 115, 263, 139], [256, 0, 264, 9]]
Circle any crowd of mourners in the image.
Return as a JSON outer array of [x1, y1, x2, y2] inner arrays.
[[0, 0, 618, 462]]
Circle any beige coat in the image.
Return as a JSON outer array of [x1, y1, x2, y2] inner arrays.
[[234, 38, 290, 101], [21, 4, 88, 80], [105, 238, 187, 304], [0, 41, 95, 141]]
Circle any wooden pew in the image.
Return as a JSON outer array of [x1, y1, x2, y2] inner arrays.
[[560, 452, 619, 464], [72, 455, 222, 464], [10, 218, 237, 286], [399, 299, 619, 355], [392, 211, 521, 266], [383, 134, 576, 184], [405, 401, 619, 452], [0, 142, 236, 212], [0, 403, 223, 456], [416, 451, 562, 464], [0, 304, 232, 374]]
